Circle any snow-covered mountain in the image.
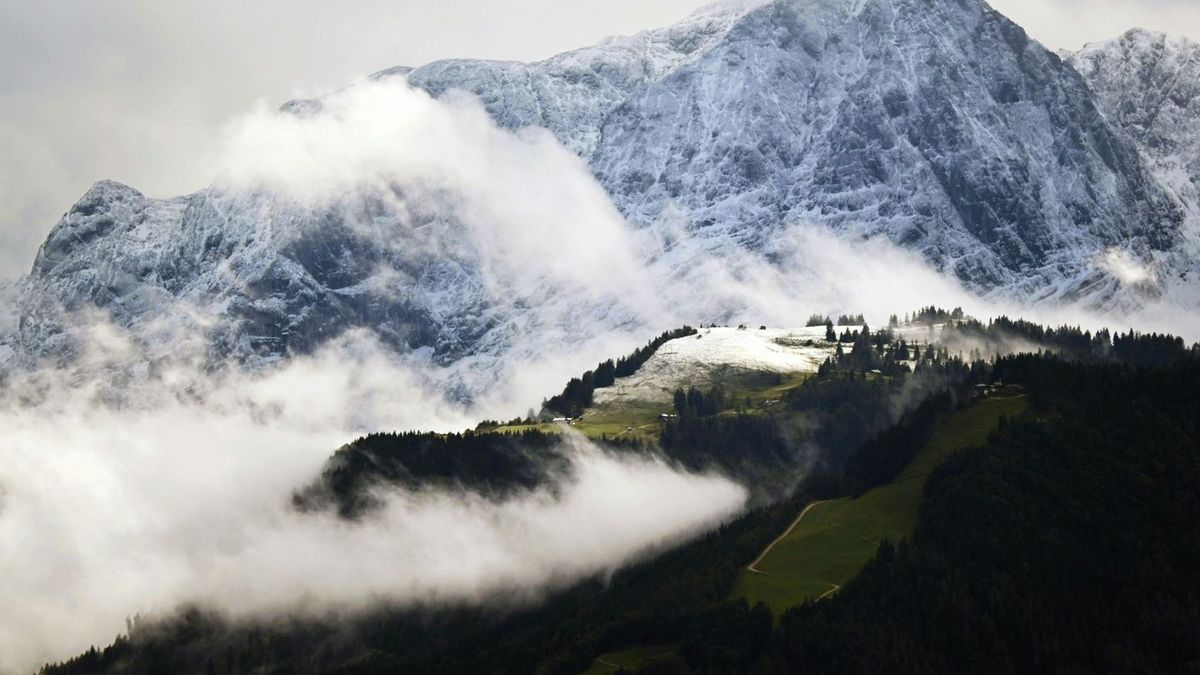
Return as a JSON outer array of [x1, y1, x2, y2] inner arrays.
[[394, 0, 1184, 299], [3, 0, 1196, 381], [1066, 30, 1200, 299], [1068, 30, 1200, 208]]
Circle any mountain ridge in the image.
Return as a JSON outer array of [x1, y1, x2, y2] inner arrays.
[[2, 0, 1196, 383]]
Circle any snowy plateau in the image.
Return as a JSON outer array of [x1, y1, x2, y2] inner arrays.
[[3, 0, 1200, 394]]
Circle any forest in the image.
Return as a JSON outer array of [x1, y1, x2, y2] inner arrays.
[[42, 316, 1200, 674]]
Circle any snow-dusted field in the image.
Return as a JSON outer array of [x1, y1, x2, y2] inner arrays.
[[593, 326, 850, 408]]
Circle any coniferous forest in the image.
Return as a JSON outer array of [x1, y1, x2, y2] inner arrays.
[[42, 318, 1200, 675]]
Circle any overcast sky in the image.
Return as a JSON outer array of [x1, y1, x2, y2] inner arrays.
[[1, 0, 1198, 280]]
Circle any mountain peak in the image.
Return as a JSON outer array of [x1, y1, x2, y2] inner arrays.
[[4, 0, 1196, 381]]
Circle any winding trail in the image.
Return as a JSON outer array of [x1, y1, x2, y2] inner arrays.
[[746, 500, 825, 575], [816, 583, 841, 600]]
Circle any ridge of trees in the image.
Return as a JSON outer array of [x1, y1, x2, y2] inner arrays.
[[805, 313, 865, 327], [292, 429, 577, 518], [841, 390, 955, 496]]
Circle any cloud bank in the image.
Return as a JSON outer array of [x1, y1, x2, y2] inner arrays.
[[0, 327, 745, 673]]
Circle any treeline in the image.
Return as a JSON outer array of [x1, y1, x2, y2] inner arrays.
[[908, 305, 965, 324], [543, 326, 697, 417], [291, 429, 574, 518], [944, 316, 1200, 367], [806, 313, 865, 327]]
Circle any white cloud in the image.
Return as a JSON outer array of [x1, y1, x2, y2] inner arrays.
[[1098, 247, 1154, 285], [0, 324, 745, 673], [990, 0, 1200, 50]]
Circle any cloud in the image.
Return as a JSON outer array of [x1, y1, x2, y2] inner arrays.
[[219, 81, 655, 304], [0, 0, 712, 281], [0, 323, 745, 673], [990, 0, 1200, 50], [1098, 247, 1154, 285]]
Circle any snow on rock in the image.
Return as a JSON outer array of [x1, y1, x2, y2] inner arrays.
[[1066, 29, 1200, 306], [4, 0, 1198, 389], [406, 0, 1186, 306]]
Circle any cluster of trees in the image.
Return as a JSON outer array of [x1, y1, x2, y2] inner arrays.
[[659, 413, 795, 488], [807, 314, 865, 329], [290, 429, 574, 518], [818, 327, 944, 378], [671, 386, 727, 418], [909, 305, 966, 324], [837, 314, 866, 326], [841, 390, 954, 496], [944, 316, 1200, 367], [787, 357, 981, 471], [543, 326, 697, 417]]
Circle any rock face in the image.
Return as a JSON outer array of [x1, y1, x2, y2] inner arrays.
[[1068, 30, 1200, 208], [399, 0, 1184, 301], [3, 0, 1196, 375], [11, 179, 533, 370], [1066, 30, 1200, 301]]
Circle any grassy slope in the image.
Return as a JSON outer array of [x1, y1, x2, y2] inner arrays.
[[581, 644, 679, 675], [493, 373, 814, 443], [731, 389, 1028, 614]]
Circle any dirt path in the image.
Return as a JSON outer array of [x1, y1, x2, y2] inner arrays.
[[596, 657, 622, 671], [746, 500, 825, 575], [816, 583, 841, 600]]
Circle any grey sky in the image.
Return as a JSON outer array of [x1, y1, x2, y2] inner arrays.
[[1, 0, 1198, 280]]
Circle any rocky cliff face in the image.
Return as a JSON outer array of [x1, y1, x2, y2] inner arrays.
[[1066, 30, 1200, 302], [3, 0, 1195, 379], [1068, 29, 1200, 205], [400, 0, 1185, 300]]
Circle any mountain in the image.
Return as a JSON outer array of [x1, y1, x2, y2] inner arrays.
[[11, 178, 534, 368], [1066, 29, 1200, 298], [3, 0, 1194, 378], [397, 0, 1184, 298], [1068, 30, 1200, 211]]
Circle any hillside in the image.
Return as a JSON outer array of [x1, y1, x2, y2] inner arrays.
[[732, 388, 1027, 613], [40, 315, 1200, 674]]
